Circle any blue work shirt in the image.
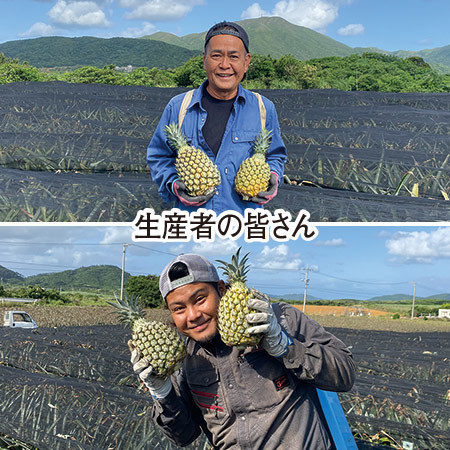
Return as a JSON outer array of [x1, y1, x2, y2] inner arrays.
[[147, 81, 287, 214]]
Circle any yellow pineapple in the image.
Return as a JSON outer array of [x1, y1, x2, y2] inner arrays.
[[235, 128, 272, 200], [109, 292, 186, 379], [165, 123, 220, 197], [216, 248, 262, 349]]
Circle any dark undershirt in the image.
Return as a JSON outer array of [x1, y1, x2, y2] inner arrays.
[[201, 87, 236, 157]]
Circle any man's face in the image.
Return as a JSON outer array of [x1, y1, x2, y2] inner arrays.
[[203, 34, 251, 100], [166, 281, 226, 343]]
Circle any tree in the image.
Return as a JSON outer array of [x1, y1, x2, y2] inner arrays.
[[125, 275, 163, 308], [247, 54, 276, 87], [173, 55, 205, 87]]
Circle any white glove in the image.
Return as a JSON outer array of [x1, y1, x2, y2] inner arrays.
[[129, 340, 172, 399], [246, 290, 292, 358]]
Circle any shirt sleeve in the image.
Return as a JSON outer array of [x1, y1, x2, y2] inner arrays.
[[146, 100, 179, 203], [276, 303, 356, 392], [150, 368, 204, 447], [263, 98, 287, 186]]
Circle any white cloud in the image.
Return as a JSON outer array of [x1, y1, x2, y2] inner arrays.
[[19, 22, 58, 38], [314, 238, 346, 247], [192, 240, 239, 257], [49, 0, 111, 27], [256, 244, 302, 270], [121, 0, 204, 21], [119, 21, 157, 37], [386, 228, 450, 263], [241, 2, 270, 19], [100, 226, 135, 244], [242, 0, 339, 31], [338, 23, 364, 36]]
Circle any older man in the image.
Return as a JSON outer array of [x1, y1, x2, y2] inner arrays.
[[147, 21, 287, 214], [130, 253, 356, 449]]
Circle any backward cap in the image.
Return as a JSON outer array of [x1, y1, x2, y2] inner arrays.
[[159, 254, 219, 298], [204, 21, 249, 52]]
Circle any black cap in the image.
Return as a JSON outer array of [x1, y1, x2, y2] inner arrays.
[[204, 21, 249, 52]]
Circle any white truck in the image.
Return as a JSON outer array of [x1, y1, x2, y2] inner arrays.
[[3, 311, 38, 329]]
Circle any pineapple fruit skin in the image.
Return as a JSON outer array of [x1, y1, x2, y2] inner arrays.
[[165, 123, 221, 197], [218, 284, 261, 348], [234, 128, 272, 200], [234, 156, 271, 200], [175, 145, 221, 197], [132, 318, 187, 380]]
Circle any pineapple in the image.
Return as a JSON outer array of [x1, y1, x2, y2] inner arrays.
[[235, 128, 272, 200], [109, 293, 186, 380], [164, 123, 221, 197], [216, 248, 262, 349]]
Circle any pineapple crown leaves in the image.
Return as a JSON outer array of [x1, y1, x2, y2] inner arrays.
[[107, 291, 145, 327], [252, 128, 273, 157], [164, 122, 188, 151], [216, 247, 250, 285]]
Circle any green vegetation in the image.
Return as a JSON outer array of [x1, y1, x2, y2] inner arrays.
[[7, 265, 130, 294], [0, 36, 198, 69], [125, 275, 164, 308], [1, 51, 448, 92]]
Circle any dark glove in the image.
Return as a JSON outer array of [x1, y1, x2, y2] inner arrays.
[[250, 172, 279, 205], [172, 180, 214, 207]]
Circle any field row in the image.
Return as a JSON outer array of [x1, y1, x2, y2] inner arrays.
[[1, 322, 448, 449], [0, 82, 448, 221]]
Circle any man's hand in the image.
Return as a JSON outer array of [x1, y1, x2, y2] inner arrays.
[[245, 290, 292, 358], [249, 172, 279, 205], [128, 340, 172, 399], [172, 180, 214, 207]]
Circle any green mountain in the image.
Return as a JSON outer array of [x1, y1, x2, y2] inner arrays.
[[269, 293, 320, 301], [0, 36, 199, 69], [1, 17, 448, 72], [367, 293, 450, 302], [143, 17, 450, 72], [24, 265, 130, 292], [143, 16, 354, 60], [0, 265, 24, 283]]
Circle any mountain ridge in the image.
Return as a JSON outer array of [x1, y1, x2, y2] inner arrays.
[[0, 17, 448, 72]]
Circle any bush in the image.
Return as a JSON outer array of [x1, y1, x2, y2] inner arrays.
[[392, 313, 400, 320], [125, 275, 164, 308]]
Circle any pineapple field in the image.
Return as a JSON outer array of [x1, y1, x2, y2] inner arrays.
[[0, 81, 448, 221], [0, 307, 448, 449]]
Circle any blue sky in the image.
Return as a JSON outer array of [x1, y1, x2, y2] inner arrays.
[[0, 224, 448, 300], [0, 0, 449, 51]]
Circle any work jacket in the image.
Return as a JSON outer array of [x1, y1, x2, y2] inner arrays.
[[151, 302, 356, 449], [147, 81, 287, 214]]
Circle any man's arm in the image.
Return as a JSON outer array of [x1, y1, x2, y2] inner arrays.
[[277, 302, 356, 392], [150, 367, 205, 447], [146, 100, 179, 204]]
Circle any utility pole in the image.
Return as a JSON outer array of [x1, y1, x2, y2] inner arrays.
[[410, 281, 416, 319], [121, 244, 129, 301], [301, 267, 311, 313]]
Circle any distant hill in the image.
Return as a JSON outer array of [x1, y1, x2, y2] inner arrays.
[[24, 265, 130, 292], [0, 265, 24, 283], [269, 293, 320, 301], [367, 293, 450, 302], [0, 36, 199, 69], [143, 17, 450, 72], [143, 16, 354, 60]]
